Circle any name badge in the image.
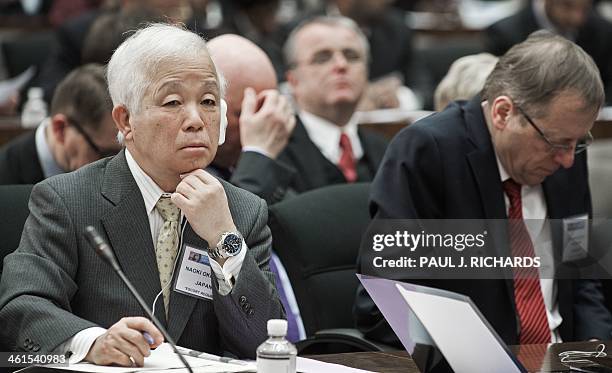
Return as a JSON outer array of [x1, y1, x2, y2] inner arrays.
[[174, 245, 213, 300], [562, 214, 589, 262]]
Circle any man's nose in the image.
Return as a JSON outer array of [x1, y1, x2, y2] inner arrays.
[[183, 103, 205, 130], [555, 148, 575, 169], [331, 52, 348, 70]]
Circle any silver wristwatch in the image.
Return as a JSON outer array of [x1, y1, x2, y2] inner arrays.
[[208, 231, 243, 259]]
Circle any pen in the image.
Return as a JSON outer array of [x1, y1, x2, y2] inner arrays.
[[142, 332, 154, 345], [176, 346, 250, 366]]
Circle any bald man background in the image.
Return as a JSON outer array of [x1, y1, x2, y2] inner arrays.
[[207, 34, 296, 204], [208, 34, 306, 342]]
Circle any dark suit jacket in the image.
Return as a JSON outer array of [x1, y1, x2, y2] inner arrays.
[[225, 118, 388, 204], [0, 150, 283, 358], [0, 131, 44, 185], [355, 97, 612, 346], [486, 5, 612, 103]]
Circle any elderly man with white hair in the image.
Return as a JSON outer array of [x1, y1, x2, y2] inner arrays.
[[0, 23, 283, 366]]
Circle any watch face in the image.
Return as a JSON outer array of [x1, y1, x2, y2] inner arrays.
[[222, 233, 242, 256]]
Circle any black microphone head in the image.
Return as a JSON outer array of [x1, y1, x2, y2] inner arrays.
[[85, 226, 121, 272]]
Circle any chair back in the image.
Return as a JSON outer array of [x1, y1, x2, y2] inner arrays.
[[0, 184, 33, 277], [1, 32, 57, 77], [268, 182, 371, 336]]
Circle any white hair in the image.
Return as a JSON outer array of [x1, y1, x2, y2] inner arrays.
[[108, 23, 226, 144], [434, 53, 498, 111]]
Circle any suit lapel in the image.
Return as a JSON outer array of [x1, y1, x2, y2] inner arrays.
[[166, 224, 209, 341], [358, 129, 386, 175], [542, 168, 582, 268], [463, 98, 517, 316], [99, 150, 167, 327], [464, 98, 508, 225], [284, 118, 345, 189]]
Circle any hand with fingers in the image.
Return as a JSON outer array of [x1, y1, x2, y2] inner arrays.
[[239, 87, 296, 159], [358, 76, 402, 111], [85, 317, 164, 367], [171, 169, 237, 265]]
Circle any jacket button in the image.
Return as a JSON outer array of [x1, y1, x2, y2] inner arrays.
[[242, 302, 250, 312], [247, 309, 254, 316], [239, 296, 247, 305], [32, 345, 40, 352]]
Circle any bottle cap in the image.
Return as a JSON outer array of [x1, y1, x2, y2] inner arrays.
[[27, 87, 43, 99], [267, 319, 288, 337]]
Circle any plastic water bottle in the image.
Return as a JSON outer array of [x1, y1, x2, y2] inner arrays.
[[256, 319, 297, 373], [21, 87, 47, 128]]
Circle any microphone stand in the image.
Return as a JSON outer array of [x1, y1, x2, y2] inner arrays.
[[85, 226, 193, 373]]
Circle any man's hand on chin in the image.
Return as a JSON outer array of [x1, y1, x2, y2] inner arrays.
[[85, 317, 163, 367], [172, 169, 237, 266]]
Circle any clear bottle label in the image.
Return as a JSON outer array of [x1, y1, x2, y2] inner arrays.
[[256, 357, 296, 373]]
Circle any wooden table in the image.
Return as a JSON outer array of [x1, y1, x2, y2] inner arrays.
[[511, 340, 612, 373], [309, 350, 420, 372], [358, 109, 612, 141], [308, 340, 612, 372]]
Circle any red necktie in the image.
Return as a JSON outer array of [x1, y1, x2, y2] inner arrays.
[[503, 179, 551, 345], [338, 133, 357, 183]]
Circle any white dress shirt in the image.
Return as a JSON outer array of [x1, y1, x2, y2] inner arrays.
[[298, 110, 364, 165], [34, 118, 63, 179], [495, 155, 563, 343], [57, 149, 246, 362]]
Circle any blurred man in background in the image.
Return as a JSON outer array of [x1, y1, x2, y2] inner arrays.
[[0, 64, 119, 184]]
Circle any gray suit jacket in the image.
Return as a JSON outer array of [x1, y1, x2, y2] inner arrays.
[[0, 150, 283, 358]]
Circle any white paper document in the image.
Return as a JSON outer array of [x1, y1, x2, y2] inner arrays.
[[19, 343, 255, 373], [395, 284, 523, 373], [0, 67, 35, 104], [296, 356, 376, 373]]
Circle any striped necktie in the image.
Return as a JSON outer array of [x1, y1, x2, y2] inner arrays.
[[503, 179, 551, 344]]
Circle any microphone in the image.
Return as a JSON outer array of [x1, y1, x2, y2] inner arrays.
[[84, 226, 193, 373]]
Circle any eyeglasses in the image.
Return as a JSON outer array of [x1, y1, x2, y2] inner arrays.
[[66, 117, 118, 158], [515, 106, 593, 155], [291, 48, 365, 68]]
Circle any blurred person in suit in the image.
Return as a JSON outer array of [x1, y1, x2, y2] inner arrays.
[[486, 0, 612, 103], [219, 0, 286, 79], [282, 16, 388, 197], [0, 23, 282, 365], [355, 31, 612, 348], [32, 0, 216, 104], [282, 0, 420, 109], [433, 53, 498, 112], [206, 34, 296, 204], [0, 64, 120, 185]]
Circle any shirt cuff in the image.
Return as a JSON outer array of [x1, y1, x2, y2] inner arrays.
[[241, 146, 272, 158], [209, 241, 247, 295], [56, 327, 107, 364]]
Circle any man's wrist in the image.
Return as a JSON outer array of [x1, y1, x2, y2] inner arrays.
[[208, 229, 243, 261], [241, 145, 273, 159]]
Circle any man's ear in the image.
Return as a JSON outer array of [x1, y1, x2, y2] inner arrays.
[[490, 96, 514, 130], [286, 69, 298, 90], [50, 114, 69, 144], [112, 105, 132, 141]]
